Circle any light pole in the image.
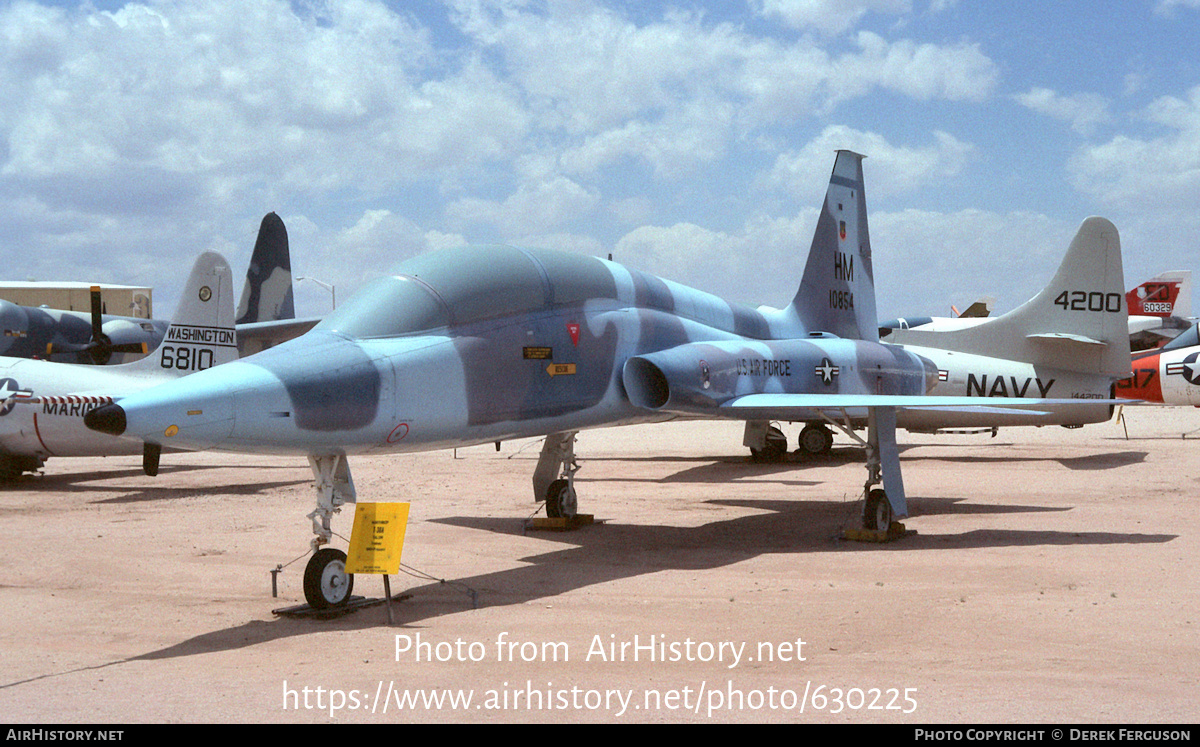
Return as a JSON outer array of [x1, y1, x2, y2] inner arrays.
[[296, 276, 336, 310]]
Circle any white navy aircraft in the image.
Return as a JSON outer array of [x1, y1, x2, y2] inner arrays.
[[77, 152, 1130, 610], [0, 253, 239, 478], [755, 216, 1134, 457], [0, 213, 319, 480], [879, 273, 1187, 349]]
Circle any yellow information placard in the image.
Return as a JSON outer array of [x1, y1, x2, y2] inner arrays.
[[346, 502, 410, 575]]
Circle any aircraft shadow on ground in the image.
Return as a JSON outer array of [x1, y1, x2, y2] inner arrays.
[[587, 459, 827, 487], [585, 444, 1148, 473], [96, 489, 1175, 666], [1, 450, 1165, 679], [2, 463, 214, 489], [894, 449, 1148, 471], [1, 464, 310, 502]]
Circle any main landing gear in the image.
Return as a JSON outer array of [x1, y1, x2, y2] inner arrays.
[[746, 410, 906, 537], [743, 421, 835, 462], [0, 455, 42, 481], [850, 407, 907, 536], [797, 422, 835, 456], [863, 488, 893, 531], [747, 423, 789, 462], [533, 431, 580, 519], [302, 454, 357, 609]]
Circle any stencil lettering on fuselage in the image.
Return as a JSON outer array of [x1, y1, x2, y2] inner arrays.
[[455, 309, 618, 426]]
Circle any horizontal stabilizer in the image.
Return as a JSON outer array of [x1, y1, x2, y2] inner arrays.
[[1026, 332, 1107, 347]]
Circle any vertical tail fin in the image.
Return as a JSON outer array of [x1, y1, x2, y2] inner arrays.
[[888, 217, 1130, 377], [957, 296, 995, 318], [120, 252, 238, 375], [1126, 270, 1191, 319], [236, 212, 295, 324], [790, 150, 877, 341]]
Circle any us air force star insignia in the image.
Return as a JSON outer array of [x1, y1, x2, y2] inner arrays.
[[1174, 352, 1200, 385], [199, 286, 212, 302], [815, 358, 839, 385]]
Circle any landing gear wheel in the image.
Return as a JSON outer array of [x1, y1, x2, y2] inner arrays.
[[798, 423, 834, 456], [545, 478, 578, 520], [750, 425, 789, 462], [863, 488, 893, 531], [303, 548, 354, 609]]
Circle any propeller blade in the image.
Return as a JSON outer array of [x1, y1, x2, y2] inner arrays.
[[90, 286, 104, 341]]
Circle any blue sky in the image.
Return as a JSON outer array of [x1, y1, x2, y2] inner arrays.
[[3, 0, 1199, 320]]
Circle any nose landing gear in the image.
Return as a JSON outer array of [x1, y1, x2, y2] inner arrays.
[[302, 454, 357, 609]]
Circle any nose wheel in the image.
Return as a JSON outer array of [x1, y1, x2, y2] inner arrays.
[[534, 431, 582, 519], [303, 548, 354, 609]]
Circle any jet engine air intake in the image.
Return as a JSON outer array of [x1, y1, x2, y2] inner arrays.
[[622, 357, 671, 410]]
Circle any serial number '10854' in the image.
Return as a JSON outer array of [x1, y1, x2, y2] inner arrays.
[[829, 290, 854, 310], [159, 345, 215, 371], [1054, 290, 1122, 312]]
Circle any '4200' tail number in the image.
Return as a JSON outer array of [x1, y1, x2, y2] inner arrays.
[[159, 345, 215, 371], [1054, 291, 1122, 313]]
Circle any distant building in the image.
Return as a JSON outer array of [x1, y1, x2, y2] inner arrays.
[[0, 282, 153, 319]]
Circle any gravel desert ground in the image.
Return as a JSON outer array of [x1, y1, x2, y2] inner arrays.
[[1, 407, 1197, 723]]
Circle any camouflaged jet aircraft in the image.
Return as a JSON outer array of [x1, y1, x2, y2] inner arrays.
[[0, 212, 304, 365], [0, 252, 239, 479], [79, 151, 1125, 610]]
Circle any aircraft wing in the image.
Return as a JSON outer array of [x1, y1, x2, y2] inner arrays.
[[691, 393, 1125, 421]]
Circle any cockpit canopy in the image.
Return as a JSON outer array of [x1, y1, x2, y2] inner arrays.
[[1160, 322, 1199, 353], [315, 245, 618, 339]]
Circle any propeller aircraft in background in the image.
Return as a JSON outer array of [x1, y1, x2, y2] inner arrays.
[[0, 213, 319, 480], [0, 212, 308, 365], [1124, 271, 1192, 352]]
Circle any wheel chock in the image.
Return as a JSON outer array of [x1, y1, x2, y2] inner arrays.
[[525, 514, 596, 532], [842, 522, 913, 543], [272, 594, 409, 619]]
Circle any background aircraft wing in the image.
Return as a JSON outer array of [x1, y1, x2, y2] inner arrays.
[[235, 316, 320, 354]]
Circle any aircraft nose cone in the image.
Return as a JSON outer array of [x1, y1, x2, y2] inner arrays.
[[85, 403, 127, 436]]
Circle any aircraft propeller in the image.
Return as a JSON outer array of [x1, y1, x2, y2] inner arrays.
[[46, 286, 149, 364]]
